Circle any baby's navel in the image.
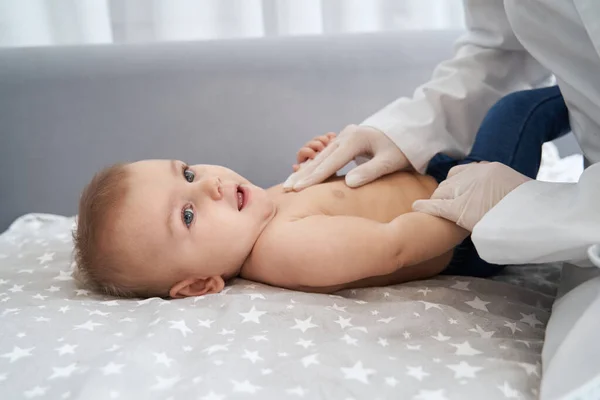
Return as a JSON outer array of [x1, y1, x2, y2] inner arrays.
[[332, 189, 345, 199]]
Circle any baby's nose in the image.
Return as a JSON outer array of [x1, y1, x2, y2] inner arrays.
[[199, 176, 222, 200]]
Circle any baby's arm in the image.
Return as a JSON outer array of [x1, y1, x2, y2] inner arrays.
[[260, 213, 468, 289]]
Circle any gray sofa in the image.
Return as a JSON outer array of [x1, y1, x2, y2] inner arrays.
[[0, 31, 579, 231]]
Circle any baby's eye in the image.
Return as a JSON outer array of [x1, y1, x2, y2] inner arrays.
[[182, 207, 194, 227], [184, 168, 195, 183]]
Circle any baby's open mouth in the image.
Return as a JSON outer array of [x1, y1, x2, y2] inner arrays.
[[237, 185, 245, 211]]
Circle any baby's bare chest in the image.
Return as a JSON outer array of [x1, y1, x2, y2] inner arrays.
[[268, 173, 435, 223]]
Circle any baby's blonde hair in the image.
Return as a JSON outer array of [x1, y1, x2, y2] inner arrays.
[[73, 163, 146, 298]]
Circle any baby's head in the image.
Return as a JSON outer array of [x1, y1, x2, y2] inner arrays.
[[73, 160, 276, 299]]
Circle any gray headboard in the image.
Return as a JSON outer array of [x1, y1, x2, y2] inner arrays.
[[0, 31, 578, 231]]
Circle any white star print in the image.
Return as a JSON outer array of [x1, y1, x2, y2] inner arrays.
[[278, 352, 289, 357], [406, 366, 429, 381], [519, 313, 543, 328], [242, 349, 263, 364], [354, 299, 368, 305], [341, 334, 358, 346], [296, 339, 315, 349], [518, 362, 540, 377], [88, 309, 109, 317], [448, 318, 458, 325], [34, 316, 50, 322], [49, 363, 78, 379], [197, 319, 214, 328], [56, 344, 78, 356], [403, 330, 411, 339], [385, 376, 398, 387], [447, 361, 483, 379], [218, 328, 235, 335], [119, 317, 134, 323], [417, 288, 432, 296], [341, 361, 376, 384], [154, 352, 174, 367], [58, 306, 70, 314], [232, 379, 261, 394], [182, 346, 193, 352], [406, 344, 421, 351], [261, 368, 272, 375], [413, 389, 449, 400], [250, 335, 268, 342], [1, 346, 34, 362], [449, 341, 482, 356], [377, 317, 395, 324], [465, 296, 490, 311], [377, 337, 389, 347], [247, 293, 265, 300], [74, 320, 102, 331], [74, 289, 89, 296], [497, 381, 522, 399], [46, 286, 60, 292], [350, 326, 368, 333], [301, 354, 319, 368], [328, 303, 347, 312], [24, 386, 49, 398], [335, 316, 353, 329], [245, 284, 257, 289], [2, 308, 19, 316], [419, 301, 442, 310], [371, 310, 379, 315], [202, 344, 229, 355], [17, 332, 26, 338], [168, 320, 192, 337], [8, 284, 23, 293], [101, 362, 124, 375], [32, 294, 47, 300], [451, 280, 470, 290], [100, 300, 119, 306], [201, 392, 225, 400], [291, 317, 318, 333], [151, 375, 181, 390], [468, 324, 495, 338], [286, 386, 307, 397], [105, 345, 120, 352], [503, 321, 522, 334], [53, 271, 73, 281], [239, 306, 267, 323], [0, 279, 8, 285], [431, 332, 450, 341], [37, 252, 55, 264]]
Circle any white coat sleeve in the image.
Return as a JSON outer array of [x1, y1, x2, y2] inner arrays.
[[471, 163, 600, 266], [361, 0, 551, 173]]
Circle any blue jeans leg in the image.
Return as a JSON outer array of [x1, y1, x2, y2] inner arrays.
[[426, 86, 571, 277]]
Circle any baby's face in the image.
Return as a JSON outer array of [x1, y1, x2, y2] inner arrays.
[[119, 160, 275, 295]]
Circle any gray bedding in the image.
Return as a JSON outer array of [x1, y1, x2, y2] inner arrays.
[[0, 213, 559, 399]]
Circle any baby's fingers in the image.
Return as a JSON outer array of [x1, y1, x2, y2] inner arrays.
[[297, 147, 318, 164]]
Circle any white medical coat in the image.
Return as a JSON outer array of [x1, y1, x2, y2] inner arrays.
[[362, 0, 600, 266], [362, 1, 600, 399]]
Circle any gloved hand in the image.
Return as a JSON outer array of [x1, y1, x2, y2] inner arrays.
[[283, 124, 411, 191], [412, 162, 531, 231]]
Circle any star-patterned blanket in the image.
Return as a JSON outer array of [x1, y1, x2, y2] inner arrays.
[[0, 213, 560, 400]]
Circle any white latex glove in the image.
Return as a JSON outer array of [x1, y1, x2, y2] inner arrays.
[[283, 124, 410, 191], [412, 162, 532, 232]]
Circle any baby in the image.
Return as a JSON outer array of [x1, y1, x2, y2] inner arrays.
[[73, 87, 570, 299]]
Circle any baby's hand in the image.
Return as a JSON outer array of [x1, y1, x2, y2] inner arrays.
[[293, 133, 337, 172]]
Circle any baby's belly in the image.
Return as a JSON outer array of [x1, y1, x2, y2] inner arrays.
[[270, 172, 438, 222]]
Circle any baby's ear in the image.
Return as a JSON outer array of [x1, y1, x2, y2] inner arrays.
[[169, 276, 225, 298]]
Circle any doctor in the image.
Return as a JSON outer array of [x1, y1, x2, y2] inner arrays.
[[283, 1, 600, 399]]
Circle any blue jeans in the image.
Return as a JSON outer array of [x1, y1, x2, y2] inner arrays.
[[426, 86, 571, 277]]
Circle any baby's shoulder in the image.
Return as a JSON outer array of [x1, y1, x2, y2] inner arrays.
[[239, 216, 307, 288]]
